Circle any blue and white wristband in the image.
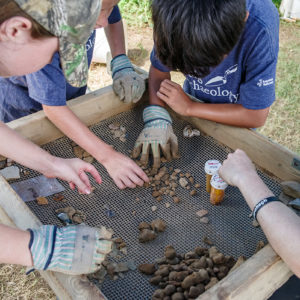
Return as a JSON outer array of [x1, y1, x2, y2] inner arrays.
[[250, 196, 280, 222]]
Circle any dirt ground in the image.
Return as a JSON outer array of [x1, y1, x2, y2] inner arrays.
[[0, 23, 299, 300]]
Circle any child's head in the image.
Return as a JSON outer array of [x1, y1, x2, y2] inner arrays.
[[0, 0, 102, 86], [152, 0, 247, 78]]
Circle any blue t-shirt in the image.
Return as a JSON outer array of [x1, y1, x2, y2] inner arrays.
[[151, 0, 279, 110], [0, 6, 121, 122]]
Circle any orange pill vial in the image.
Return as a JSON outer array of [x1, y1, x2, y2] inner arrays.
[[210, 173, 228, 205], [204, 160, 221, 193]]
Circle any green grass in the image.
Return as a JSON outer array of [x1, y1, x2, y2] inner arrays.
[[119, 0, 151, 27], [258, 21, 300, 154]]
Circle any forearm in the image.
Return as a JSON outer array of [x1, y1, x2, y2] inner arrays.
[[149, 65, 170, 106], [0, 121, 56, 174], [239, 173, 300, 276], [186, 102, 269, 128], [43, 105, 114, 164], [105, 20, 126, 58], [0, 224, 32, 266]]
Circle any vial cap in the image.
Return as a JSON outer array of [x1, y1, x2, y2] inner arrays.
[[210, 173, 228, 190], [205, 160, 221, 175]]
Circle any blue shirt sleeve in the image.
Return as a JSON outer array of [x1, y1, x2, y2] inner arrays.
[[150, 47, 171, 73], [108, 6, 121, 24], [26, 53, 67, 106], [239, 28, 278, 110]]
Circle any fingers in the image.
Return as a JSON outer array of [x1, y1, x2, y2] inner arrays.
[[69, 182, 76, 190], [140, 142, 150, 166], [113, 80, 125, 101], [84, 163, 102, 185], [123, 81, 132, 103], [132, 142, 142, 159], [157, 91, 170, 103], [114, 177, 126, 190], [133, 78, 145, 103], [151, 143, 161, 169], [170, 134, 180, 159], [160, 143, 172, 161]]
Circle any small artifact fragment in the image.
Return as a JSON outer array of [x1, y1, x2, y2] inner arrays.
[[179, 177, 188, 188], [151, 206, 158, 212], [255, 240, 265, 253], [204, 160, 221, 193], [196, 209, 208, 218], [173, 197, 180, 204], [195, 183, 201, 188], [183, 125, 201, 138], [165, 202, 171, 208], [203, 236, 213, 246], [36, 196, 48, 205], [210, 174, 228, 205], [53, 194, 64, 202], [200, 217, 209, 224], [190, 190, 197, 196], [55, 206, 86, 224]]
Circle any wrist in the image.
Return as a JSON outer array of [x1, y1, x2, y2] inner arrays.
[[186, 101, 197, 117]]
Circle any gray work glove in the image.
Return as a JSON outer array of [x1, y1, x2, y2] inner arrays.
[[111, 54, 145, 103], [132, 105, 179, 169], [28, 224, 113, 275]]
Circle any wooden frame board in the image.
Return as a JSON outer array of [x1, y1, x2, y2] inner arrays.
[[0, 73, 299, 299]]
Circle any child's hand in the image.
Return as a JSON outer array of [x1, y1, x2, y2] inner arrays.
[[43, 157, 102, 194], [157, 79, 194, 116], [102, 150, 149, 189]]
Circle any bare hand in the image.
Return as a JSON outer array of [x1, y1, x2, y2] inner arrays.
[[43, 157, 102, 194], [157, 79, 193, 116], [219, 149, 256, 187], [102, 150, 149, 189]]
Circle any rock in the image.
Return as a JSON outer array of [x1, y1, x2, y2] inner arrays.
[[189, 285, 204, 298], [150, 275, 162, 285], [164, 284, 176, 296], [109, 122, 120, 130], [191, 257, 206, 269], [36, 196, 48, 205], [165, 245, 177, 259], [225, 256, 236, 268], [56, 206, 76, 219], [83, 156, 94, 163], [0, 166, 20, 181], [151, 219, 166, 232], [195, 247, 207, 256], [288, 198, 300, 210], [173, 197, 180, 204], [185, 251, 197, 259], [195, 183, 201, 188], [174, 169, 181, 173], [139, 222, 151, 231], [139, 263, 157, 275], [200, 217, 209, 224], [205, 277, 219, 290], [153, 289, 165, 299], [155, 266, 170, 277], [208, 246, 219, 258], [169, 271, 189, 282], [206, 258, 213, 268], [198, 269, 210, 282], [115, 262, 129, 273], [181, 272, 204, 289], [229, 256, 246, 273], [196, 209, 208, 218], [281, 181, 300, 199], [190, 190, 197, 196], [171, 292, 184, 300], [152, 206, 158, 212], [139, 229, 157, 243], [179, 178, 189, 188], [153, 191, 161, 198], [73, 146, 84, 158], [165, 202, 171, 208], [212, 253, 225, 265]]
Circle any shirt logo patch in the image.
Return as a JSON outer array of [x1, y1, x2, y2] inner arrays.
[[257, 78, 274, 87], [205, 64, 238, 87]]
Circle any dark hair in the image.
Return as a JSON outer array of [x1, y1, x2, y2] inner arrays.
[[0, 0, 53, 39], [152, 0, 246, 77]]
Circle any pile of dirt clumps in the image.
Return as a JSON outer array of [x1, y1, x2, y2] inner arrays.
[[139, 245, 242, 299]]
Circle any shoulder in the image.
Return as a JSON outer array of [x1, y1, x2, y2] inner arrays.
[[242, 0, 279, 60]]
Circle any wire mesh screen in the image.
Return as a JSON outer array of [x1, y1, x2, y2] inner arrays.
[[15, 105, 282, 299]]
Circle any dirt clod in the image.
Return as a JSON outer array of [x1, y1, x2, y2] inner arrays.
[[139, 263, 157, 275], [36, 196, 48, 205]]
